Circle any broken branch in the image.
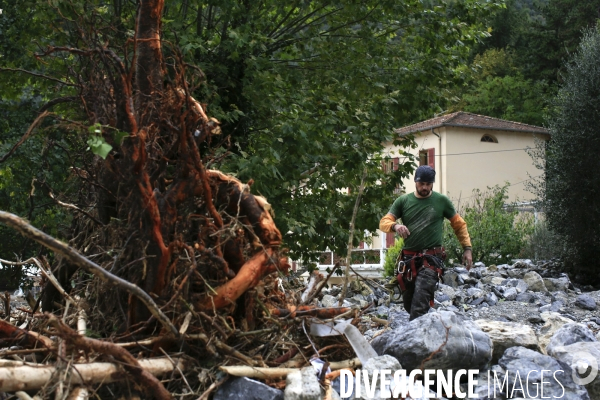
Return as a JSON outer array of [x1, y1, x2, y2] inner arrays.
[[219, 358, 361, 379], [0, 357, 185, 392]]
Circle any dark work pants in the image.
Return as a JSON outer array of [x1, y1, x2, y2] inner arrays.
[[402, 263, 440, 321]]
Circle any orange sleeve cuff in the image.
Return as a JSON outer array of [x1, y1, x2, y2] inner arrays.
[[379, 214, 397, 233], [449, 214, 472, 249]]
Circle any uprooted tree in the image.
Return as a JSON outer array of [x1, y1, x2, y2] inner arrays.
[[0, 1, 317, 397], [2, 0, 295, 341]]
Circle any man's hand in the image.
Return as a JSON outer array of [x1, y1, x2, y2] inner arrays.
[[393, 224, 410, 239], [463, 248, 473, 271]]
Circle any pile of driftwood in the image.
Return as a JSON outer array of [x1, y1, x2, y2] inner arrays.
[[0, 248, 369, 399]]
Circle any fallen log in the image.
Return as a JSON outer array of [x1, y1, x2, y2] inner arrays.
[[219, 357, 361, 379], [0, 357, 185, 392]]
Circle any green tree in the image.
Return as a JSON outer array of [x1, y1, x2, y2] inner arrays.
[[544, 26, 600, 281], [0, 0, 502, 269], [516, 0, 600, 83], [0, 1, 85, 286], [452, 48, 549, 125], [160, 0, 502, 262]]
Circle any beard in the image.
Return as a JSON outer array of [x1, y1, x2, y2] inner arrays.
[[418, 188, 431, 197]]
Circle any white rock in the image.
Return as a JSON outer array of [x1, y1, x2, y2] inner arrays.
[[537, 312, 574, 354], [475, 319, 540, 362], [285, 367, 321, 400]]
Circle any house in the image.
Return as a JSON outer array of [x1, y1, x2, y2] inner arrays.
[[372, 111, 550, 250], [317, 112, 549, 278]]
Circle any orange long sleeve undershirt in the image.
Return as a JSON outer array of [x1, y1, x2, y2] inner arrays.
[[449, 213, 472, 249]]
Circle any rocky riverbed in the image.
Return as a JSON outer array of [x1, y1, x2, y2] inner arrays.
[[215, 259, 600, 399]]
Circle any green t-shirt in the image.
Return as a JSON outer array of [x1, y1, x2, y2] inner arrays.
[[388, 191, 456, 251]]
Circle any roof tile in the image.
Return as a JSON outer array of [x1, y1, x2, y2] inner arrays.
[[395, 111, 549, 136]]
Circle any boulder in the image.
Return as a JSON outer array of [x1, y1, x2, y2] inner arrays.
[[437, 284, 456, 300], [435, 293, 451, 303], [501, 287, 518, 301], [454, 266, 468, 274], [501, 278, 529, 293], [388, 309, 410, 330], [371, 310, 492, 371], [497, 346, 589, 400], [512, 259, 535, 268], [546, 323, 597, 356], [537, 312, 575, 354], [214, 377, 284, 400], [469, 297, 485, 306], [551, 291, 569, 303], [507, 268, 524, 278], [442, 271, 459, 288], [523, 271, 547, 292], [466, 288, 484, 298], [539, 300, 564, 313], [484, 292, 498, 306], [285, 367, 321, 400], [490, 277, 505, 286], [474, 319, 540, 362], [543, 277, 570, 292], [515, 292, 536, 303], [549, 341, 600, 399], [528, 314, 544, 324], [576, 294, 597, 311]]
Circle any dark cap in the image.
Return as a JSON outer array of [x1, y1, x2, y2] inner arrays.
[[414, 165, 435, 182]]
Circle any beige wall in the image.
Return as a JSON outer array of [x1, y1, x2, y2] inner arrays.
[[385, 127, 548, 203]]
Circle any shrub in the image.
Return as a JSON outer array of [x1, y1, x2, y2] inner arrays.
[[443, 185, 534, 266], [383, 237, 404, 277], [521, 218, 562, 261]]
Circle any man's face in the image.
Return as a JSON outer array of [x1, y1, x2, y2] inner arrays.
[[415, 181, 433, 197]]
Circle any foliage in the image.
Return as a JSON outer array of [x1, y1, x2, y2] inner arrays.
[[0, 97, 77, 288], [521, 218, 562, 261], [0, 0, 502, 270], [383, 238, 404, 277], [443, 185, 533, 266], [451, 48, 549, 125], [448, 0, 600, 127], [462, 73, 548, 126], [157, 0, 502, 262], [543, 26, 600, 280], [0, 1, 84, 275], [515, 0, 600, 83], [473, 0, 531, 51]]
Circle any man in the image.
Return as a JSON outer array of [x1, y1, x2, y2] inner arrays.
[[379, 165, 472, 320]]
